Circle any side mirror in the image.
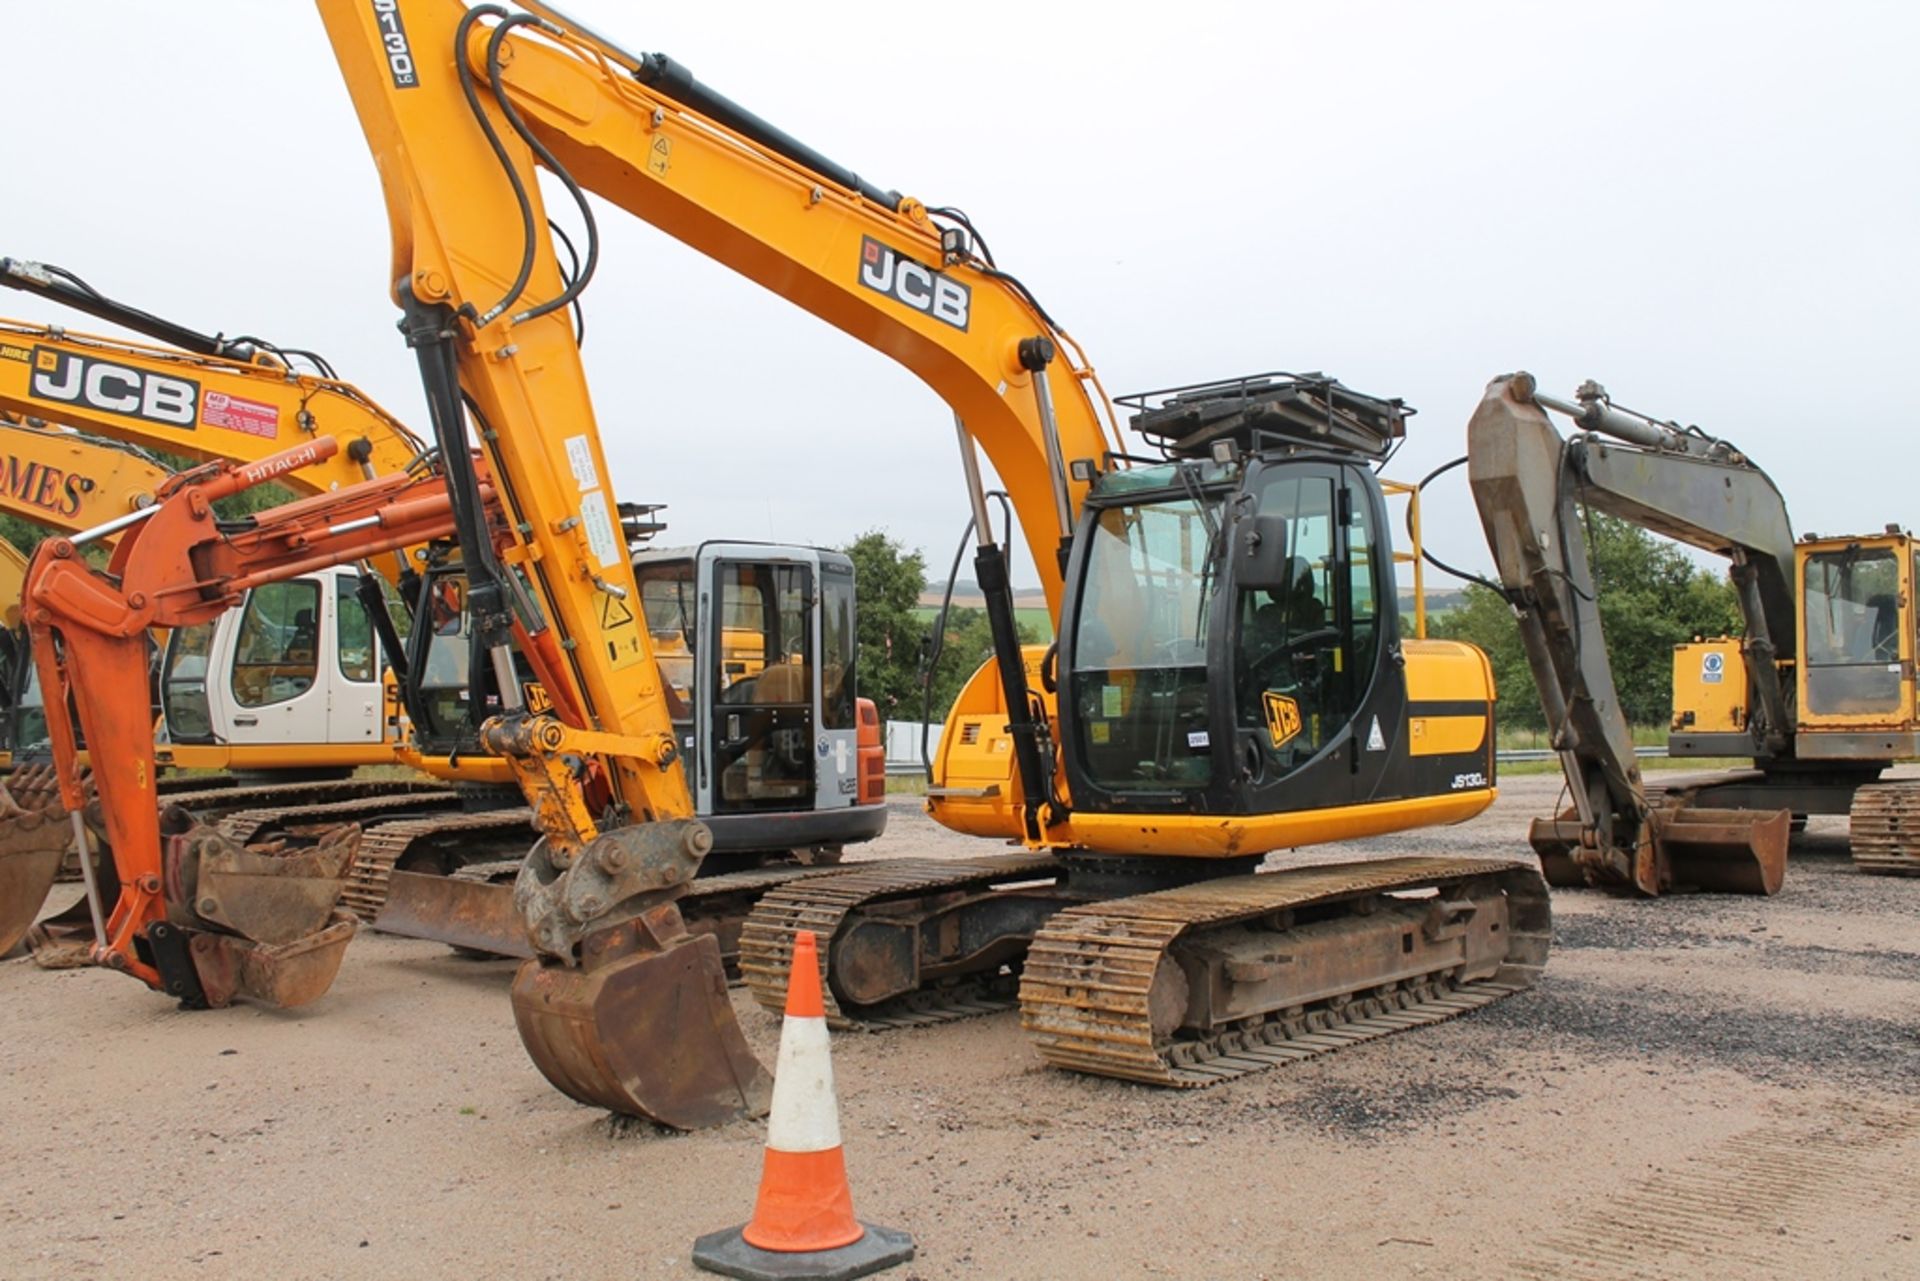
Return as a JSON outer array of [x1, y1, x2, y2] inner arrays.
[[1237, 513, 1293, 591]]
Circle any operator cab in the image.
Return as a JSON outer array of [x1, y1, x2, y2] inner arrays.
[[1795, 528, 1918, 738], [1059, 374, 1476, 819], [634, 543, 874, 838]]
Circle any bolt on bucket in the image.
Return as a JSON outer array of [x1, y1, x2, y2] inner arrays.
[[162, 816, 361, 1007], [373, 870, 532, 958]]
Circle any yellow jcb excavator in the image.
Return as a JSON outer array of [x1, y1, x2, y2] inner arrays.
[[305, 0, 1550, 1126]]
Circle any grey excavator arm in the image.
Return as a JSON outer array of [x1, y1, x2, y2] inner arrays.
[[1466, 373, 1791, 895]]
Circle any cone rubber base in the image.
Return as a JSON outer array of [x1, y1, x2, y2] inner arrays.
[[692, 1222, 914, 1281]]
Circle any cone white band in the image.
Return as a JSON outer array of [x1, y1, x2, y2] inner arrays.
[[765, 1014, 842, 1154]]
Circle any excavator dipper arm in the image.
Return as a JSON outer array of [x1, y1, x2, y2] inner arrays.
[[21, 439, 478, 1006], [1466, 372, 1791, 895]]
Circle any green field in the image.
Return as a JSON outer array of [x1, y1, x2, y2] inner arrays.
[[913, 604, 1054, 641]]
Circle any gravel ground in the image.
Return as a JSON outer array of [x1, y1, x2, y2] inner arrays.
[[3, 772, 1917, 1280]]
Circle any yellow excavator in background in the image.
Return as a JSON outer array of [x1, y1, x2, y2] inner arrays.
[[306, 0, 1549, 1128]]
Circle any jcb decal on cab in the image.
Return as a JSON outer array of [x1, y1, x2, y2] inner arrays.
[[857, 237, 970, 331], [1263, 691, 1302, 750], [29, 347, 198, 428]]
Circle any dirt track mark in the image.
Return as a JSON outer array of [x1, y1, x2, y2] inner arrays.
[[1512, 1099, 1920, 1279]]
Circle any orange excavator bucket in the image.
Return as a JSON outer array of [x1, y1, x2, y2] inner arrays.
[[511, 899, 773, 1130]]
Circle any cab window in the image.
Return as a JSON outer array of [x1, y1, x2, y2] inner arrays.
[[336, 577, 377, 683], [231, 579, 320, 708]]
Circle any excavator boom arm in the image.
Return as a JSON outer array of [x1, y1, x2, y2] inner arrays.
[[0, 318, 428, 511]]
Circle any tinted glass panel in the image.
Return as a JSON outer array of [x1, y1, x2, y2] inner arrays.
[[1804, 548, 1901, 715], [1070, 492, 1220, 791], [336, 577, 377, 683], [821, 570, 856, 731], [231, 580, 320, 709], [162, 622, 216, 742], [1235, 475, 1338, 771]]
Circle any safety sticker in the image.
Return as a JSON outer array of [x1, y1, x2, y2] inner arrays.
[[201, 390, 280, 439], [1263, 692, 1301, 750], [1701, 651, 1725, 685], [1187, 730, 1209, 750], [1101, 685, 1123, 718], [1366, 716, 1386, 752], [647, 135, 672, 178], [579, 489, 622, 568], [564, 434, 599, 493]]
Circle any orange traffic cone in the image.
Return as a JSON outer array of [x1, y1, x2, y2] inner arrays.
[[692, 930, 914, 1281]]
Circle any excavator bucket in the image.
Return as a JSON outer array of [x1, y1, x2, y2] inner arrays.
[[0, 800, 68, 957], [1529, 804, 1788, 895], [373, 869, 533, 958], [163, 816, 359, 1008], [510, 902, 773, 1130], [1651, 805, 1790, 896], [185, 915, 358, 1009]]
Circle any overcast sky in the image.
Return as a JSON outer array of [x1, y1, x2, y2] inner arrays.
[[3, 1, 1913, 594]]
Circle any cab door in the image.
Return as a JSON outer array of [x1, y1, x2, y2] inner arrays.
[[698, 550, 816, 815], [1226, 459, 1407, 812], [219, 575, 333, 747], [325, 574, 384, 743]]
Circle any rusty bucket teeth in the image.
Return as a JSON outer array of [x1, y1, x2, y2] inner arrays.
[[510, 933, 773, 1130], [0, 803, 71, 957], [1653, 805, 1790, 895]]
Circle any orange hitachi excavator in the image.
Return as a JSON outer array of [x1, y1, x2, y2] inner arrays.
[[0, 272, 888, 967], [20, 436, 483, 1002]]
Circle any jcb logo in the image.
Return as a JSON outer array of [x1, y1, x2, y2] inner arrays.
[[1262, 691, 1302, 750], [30, 348, 198, 428], [857, 237, 970, 331]]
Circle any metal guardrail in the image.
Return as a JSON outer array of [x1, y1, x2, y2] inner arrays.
[[1497, 746, 1669, 763]]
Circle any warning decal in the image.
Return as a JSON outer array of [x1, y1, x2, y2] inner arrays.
[[202, 390, 280, 439], [578, 490, 622, 568], [1366, 716, 1387, 752], [563, 434, 599, 493]]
